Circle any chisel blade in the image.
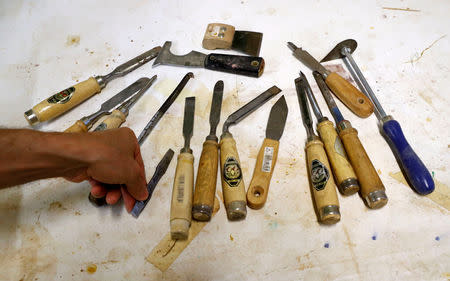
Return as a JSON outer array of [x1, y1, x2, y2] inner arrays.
[[266, 95, 288, 141], [183, 97, 196, 144], [209, 81, 224, 136]]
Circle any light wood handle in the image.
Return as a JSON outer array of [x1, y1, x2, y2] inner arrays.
[[64, 120, 88, 133], [170, 152, 194, 240], [247, 138, 279, 209], [306, 138, 340, 224], [325, 72, 373, 118], [339, 126, 387, 209], [28, 77, 101, 123], [317, 120, 358, 195], [192, 139, 219, 221], [202, 23, 235, 50], [93, 110, 126, 131], [219, 133, 247, 220]]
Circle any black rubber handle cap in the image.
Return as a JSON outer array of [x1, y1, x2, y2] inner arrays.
[[204, 53, 264, 78]]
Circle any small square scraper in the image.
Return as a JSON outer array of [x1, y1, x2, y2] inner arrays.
[[202, 23, 263, 56]]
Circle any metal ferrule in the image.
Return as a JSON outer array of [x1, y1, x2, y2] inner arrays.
[[226, 201, 247, 221], [95, 75, 108, 89], [80, 110, 106, 128], [192, 204, 213, 221], [381, 115, 393, 125], [339, 178, 360, 195], [365, 190, 388, 209], [24, 109, 39, 125], [336, 120, 352, 133], [319, 205, 340, 223], [180, 147, 193, 154], [206, 134, 218, 142]]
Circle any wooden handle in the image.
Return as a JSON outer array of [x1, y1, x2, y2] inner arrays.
[[306, 138, 340, 224], [93, 109, 126, 131], [219, 133, 247, 220], [325, 72, 373, 118], [27, 77, 101, 124], [317, 120, 358, 195], [339, 126, 387, 209], [64, 120, 88, 133], [247, 138, 279, 209], [192, 139, 219, 221], [202, 23, 235, 50], [170, 152, 194, 240]]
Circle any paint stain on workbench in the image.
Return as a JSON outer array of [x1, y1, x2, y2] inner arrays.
[[372, 233, 378, 240], [230, 234, 234, 241], [323, 242, 330, 248], [86, 263, 97, 274], [389, 171, 450, 211], [66, 35, 80, 46], [48, 201, 67, 212]]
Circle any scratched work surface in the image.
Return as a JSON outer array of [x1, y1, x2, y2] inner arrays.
[[0, 0, 449, 280]]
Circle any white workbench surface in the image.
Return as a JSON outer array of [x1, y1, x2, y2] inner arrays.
[[0, 1, 449, 280]]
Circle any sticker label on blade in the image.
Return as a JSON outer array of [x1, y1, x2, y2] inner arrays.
[[310, 159, 330, 191], [261, 147, 274, 173], [93, 123, 107, 132], [334, 136, 346, 158], [223, 157, 242, 187], [47, 87, 75, 104], [176, 175, 185, 203]]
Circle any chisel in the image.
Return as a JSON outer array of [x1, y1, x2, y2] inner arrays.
[[246, 95, 288, 209], [296, 72, 340, 224], [64, 77, 155, 133], [220, 86, 281, 220], [303, 74, 360, 196], [287, 42, 373, 118], [92, 75, 156, 132], [170, 97, 195, 240], [192, 81, 223, 221], [314, 71, 388, 209], [25, 46, 161, 125], [88, 73, 193, 207], [321, 39, 434, 195]]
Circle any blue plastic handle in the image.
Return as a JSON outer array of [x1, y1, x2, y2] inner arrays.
[[382, 119, 434, 195]]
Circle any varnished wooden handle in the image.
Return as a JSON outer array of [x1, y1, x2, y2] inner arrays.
[[64, 120, 88, 133], [325, 72, 373, 118], [306, 138, 340, 224], [317, 120, 358, 195], [26, 77, 101, 124], [170, 152, 194, 240], [93, 110, 126, 131], [219, 133, 247, 220], [247, 138, 279, 209], [339, 126, 387, 209], [192, 139, 219, 221]]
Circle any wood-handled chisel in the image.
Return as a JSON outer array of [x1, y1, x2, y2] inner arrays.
[[64, 76, 156, 133], [88, 73, 193, 207], [288, 42, 373, 118], [192, 81, 223, 221], [296, 72, 340, 224], [321, 39, 434, 195], [170, 97, 195, 240], [314, 71, 388, 209], [25, 46, 161, 125], [303, 73, 360, 196], [220, 86, 281, 220], [153, 41, 264, 78], [246, 95, 288, 209]]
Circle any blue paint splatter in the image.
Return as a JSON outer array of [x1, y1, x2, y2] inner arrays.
[[432, 171, 435, 178], [324, 242, 330, 248], [372, 234, 377, 240], [435, 236, 440, 241], [268, 221, 278, 230]]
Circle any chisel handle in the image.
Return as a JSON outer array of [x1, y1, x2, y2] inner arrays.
[[317, 120, 359, 195], [205, 54, 264, 78], [339, 122, 387, 209], [247, 138, 279, 209], [170, 152, 194, 240], [382, 117, 434, 195], [24, 77, 102, 125], [325, 72, 373, 118], [93, 110, 126, 131], [64, 120, 89, 133], [306, 138, 340, 224], [192, 139, 219, 221], [219, 132, 247, 220]]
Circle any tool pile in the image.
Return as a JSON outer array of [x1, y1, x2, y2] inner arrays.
[[24, 22, 434, 238]]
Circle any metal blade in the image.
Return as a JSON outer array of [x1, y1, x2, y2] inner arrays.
[[287, 42, 329, 76], [295, 72, 315, 139], [313, 71, 344, 124], [266, 95, 288, 141], [131, 149, 175, 218], [117, 75, 157, 113], [137, 72, 194, 145], [153, 41, 206, 68], [222, 86, 281, 133], [231, 30, 263, 56], [209, 80, 224, 136], [183, 97, 196, 149], [320, 39, 357, 63]]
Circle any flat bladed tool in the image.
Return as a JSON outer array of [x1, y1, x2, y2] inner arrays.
[[25, 46, 161, 125], [296, 72, 340, 224], [247, 95, 288, 209], [64, 77, 153, 133], [170, 97, 196, 240], [287, 42, 373, 118], [220, 86, 281, 220], [153, 41, 265, 78], [192, 81, 223, 221]]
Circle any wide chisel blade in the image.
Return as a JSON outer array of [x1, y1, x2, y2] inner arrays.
[[266, 96, 288, 141], [209, 81, 224, 135]]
